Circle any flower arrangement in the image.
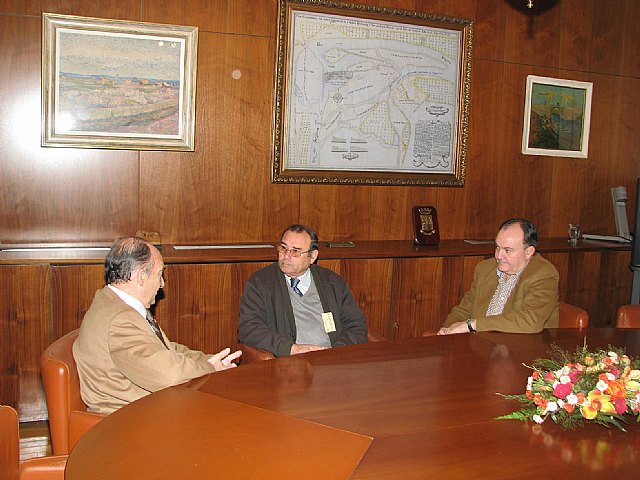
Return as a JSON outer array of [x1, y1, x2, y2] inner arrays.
[[497, 340, 640, 431]]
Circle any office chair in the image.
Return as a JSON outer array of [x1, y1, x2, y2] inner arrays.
[[40, 329, 105, 455]]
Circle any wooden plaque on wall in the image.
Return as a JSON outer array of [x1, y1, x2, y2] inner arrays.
[[412, 206, 440, 246]]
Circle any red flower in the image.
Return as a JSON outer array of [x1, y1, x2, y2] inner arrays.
[[553, 382, 573, 399], [568, 370, 581, 383], [613, 397, 628, 414]]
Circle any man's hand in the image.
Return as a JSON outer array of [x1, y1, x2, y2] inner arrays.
[[290, 344, 328, 355], [208, 347, 242, 371], [437, 322, 470, 335]]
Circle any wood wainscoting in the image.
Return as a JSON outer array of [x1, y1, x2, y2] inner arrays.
[[0, 239, 631, 422]]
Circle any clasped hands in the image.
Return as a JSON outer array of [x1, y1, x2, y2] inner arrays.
[[208, 347, 242, 371], [290, 344, 328, 355]]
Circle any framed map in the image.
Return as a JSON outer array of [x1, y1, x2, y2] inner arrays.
[[521, 75, 593, 158], [272, 0, 473, 186], [42, 13, 198, 151]]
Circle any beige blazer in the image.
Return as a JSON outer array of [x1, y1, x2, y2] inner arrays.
[[444, 254, 559, 333], [73, 286, 214, 413]]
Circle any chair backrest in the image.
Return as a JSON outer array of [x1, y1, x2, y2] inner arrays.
[[615, 304, 640, 328], [0, 405, 67, 480], [558, 302, 589, 329], [40, 329, 101, 455], [0, 405, 20, 480]]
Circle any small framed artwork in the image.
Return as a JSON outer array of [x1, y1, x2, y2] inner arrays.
[[521, 75, 593, 158], [272, 0, 473, 186], [42, 13, 198, 151]]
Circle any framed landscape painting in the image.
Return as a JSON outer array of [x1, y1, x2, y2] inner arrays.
[[521, 75, 593, 158], [271, 0, 473, 186], [42, 13, 198, 151]]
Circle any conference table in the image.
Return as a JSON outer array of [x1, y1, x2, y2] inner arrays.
[[65, 329, 640, 479]]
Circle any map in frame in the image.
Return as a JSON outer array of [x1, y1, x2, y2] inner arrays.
[[272, 0, 472, 186]]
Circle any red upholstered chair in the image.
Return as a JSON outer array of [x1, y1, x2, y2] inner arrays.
[[558, 302, 589, 329], [615, 304, 640, 328], [239, 331, 386, 364], [238, 342, 275, 364], [40, 329, 105, 455], [0, 405, 67, 480]]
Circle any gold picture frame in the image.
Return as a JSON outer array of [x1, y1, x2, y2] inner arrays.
[[272, 0, 473, 186], [42, 13, 198, 151], [521, 75, 593, 158]]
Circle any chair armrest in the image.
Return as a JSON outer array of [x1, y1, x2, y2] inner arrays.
[[367, 331, 386, 342], [19, 455, 67, 480], [238, 342, 275, 364], [68, 410, 106, 451], [422, 329, 439, 337]]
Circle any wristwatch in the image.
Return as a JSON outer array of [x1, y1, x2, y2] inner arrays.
[[466, 319, 476, 333]]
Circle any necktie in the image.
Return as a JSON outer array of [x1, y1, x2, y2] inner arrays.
[[146, 311, 168, 349], [290, 277, 303, 296]]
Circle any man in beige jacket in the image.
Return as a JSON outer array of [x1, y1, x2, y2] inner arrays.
[[438, 218, 559, 335], [73, 236, 241, 413]]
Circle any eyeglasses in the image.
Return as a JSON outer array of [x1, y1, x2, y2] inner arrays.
[[276, 244, 312, 258]]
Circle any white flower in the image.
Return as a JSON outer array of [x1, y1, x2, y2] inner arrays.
[[629, 369, 640, 380], [608, 351, 619, 363], [605, 372, 616, 381], [566, 393, 578, 405], [533, 414, 544, 424], [559, 375, 572, 384], [545, 401, 559, 413], [596, 380, 609, 392]]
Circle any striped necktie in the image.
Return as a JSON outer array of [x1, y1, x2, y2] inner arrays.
[[290, 277, 303, 296], [146, 311, 168, 349]]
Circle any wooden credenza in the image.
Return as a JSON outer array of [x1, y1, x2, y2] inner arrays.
[[0, 238, 631, 421]]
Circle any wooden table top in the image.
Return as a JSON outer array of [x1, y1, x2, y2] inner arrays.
[[66, 329, 640, 479]]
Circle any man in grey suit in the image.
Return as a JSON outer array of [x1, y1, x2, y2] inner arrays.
[[73, 236, 241, 414], [238, 224, 367, 356]]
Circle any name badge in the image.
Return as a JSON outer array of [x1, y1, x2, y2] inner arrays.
[[322, 312, 336, 333]]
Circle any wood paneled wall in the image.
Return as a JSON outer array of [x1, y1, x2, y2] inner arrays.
[[1, 0, 639, 421], [1, 0, 639, 244]]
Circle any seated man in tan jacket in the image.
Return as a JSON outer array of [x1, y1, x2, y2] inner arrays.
[[73, 236, 241, 413], [438, 218, 559, 335]]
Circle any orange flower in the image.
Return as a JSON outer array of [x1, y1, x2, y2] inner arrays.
[[606, 380, 626, 399]]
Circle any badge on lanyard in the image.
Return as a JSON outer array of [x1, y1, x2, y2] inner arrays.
[[322, 312, 336, 333]]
